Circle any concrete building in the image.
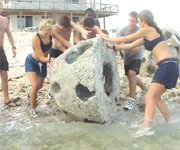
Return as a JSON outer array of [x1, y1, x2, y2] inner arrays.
[[0, 0, 118, 32]]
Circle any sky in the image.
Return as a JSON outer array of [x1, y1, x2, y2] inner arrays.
[[98, 0, 180, 31]]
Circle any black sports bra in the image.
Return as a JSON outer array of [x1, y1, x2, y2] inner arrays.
[[34, 33, 52, 52], [144, 35, 165, 51]]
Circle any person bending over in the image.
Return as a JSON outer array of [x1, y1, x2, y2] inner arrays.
[[73, 17, 103, 45], [25, 18, 77, 117]]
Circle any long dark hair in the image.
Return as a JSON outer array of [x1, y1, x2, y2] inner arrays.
[[138, 10, 162, 35]]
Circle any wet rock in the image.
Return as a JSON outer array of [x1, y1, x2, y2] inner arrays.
[[50, 38, 121, 123]]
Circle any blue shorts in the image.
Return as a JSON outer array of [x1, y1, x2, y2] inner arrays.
[[25, 54, 47, 78], [152, 58, 179, 89]]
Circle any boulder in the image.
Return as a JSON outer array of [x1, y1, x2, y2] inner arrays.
[[50, 37, 121, 123], [162, 25, 180, 56], [140, 51, 156, 77]]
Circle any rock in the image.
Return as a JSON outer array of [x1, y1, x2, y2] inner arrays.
[[162, 25, 180, 42], [140, 51, 156, 77], [50, 37, 121, 123], [162, 25, 180, 63]]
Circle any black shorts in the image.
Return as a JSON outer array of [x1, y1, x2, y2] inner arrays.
[[0, 47, 9, 71], [49, 48, 63, 58], [124, 59, 141, 76], [152, 58, 179, 89]]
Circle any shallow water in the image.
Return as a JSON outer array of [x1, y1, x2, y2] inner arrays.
[[0, 102, 180, 150]]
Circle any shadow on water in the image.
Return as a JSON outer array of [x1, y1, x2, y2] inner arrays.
[[0, 102, 180, 150]]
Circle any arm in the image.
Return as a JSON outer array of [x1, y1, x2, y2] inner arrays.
[[105, 28, 147, 43], [32, 35, 49, 62], [107, 38, 144, 53], [93, 25, 103, 34], [5, 18, 16, 57], [73, 30, 81, 45], [71, 21, 90, 39], [52, 27, 72, 48]]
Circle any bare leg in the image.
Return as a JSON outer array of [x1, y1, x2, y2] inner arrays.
[[136, 76, 148, 91], [156, 98, 170, 123], [128, 70, 137, 99], [0, 70, 20, 107], [143, 83, 169, 128], [27, 72, 44, 109], [128, 70, 148, 99], [0, 71, 9, 103]]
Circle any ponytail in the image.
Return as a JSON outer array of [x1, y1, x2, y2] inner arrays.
[[139, 10, 163, 36], [152, 22, 162, 35]]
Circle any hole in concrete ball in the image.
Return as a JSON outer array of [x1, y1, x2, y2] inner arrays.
[[76, 83, 95, 101], [147, 65, 155, 75], [65, 42, 93, 64], [51, 82, 61, 94], [78, 41, 93, 55], [103, 63, 113, 96], [142, 57, 146, 63], [65, 51, 79, 64]]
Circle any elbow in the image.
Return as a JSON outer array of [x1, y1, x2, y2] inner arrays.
[[39, 57, 44, 62], [64, 43, 72, 48], [135, 47, 141, 53]]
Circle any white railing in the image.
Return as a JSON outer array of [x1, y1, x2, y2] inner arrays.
[[2, 0, 118, 13]]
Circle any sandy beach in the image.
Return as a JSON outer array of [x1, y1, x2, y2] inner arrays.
[[0, 32, 180, 150], [0, 32, 180, 122]]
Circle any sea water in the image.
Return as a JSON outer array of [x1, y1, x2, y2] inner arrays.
[[0, 102, 179, 150]]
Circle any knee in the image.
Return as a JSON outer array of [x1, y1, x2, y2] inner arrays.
[[38, 84, 43, 90], [1, 72, 8, 81], [145, 92, 159, 102], [32, 84, 39, 91], [128, 71, 136, 79]]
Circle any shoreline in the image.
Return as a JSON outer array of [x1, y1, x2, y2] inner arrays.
[[0, 32, 180, 123]]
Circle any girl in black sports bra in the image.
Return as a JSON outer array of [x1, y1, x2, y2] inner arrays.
[[101, 10, 179, 137], [35, 33, 52, 53], [25, 18, 73, 118]]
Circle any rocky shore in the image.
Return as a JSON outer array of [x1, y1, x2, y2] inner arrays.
[[0, 31, 180, 123]]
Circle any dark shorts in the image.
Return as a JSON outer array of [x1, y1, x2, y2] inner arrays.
[[25, 54, 47, 78], [49, 48, 63, 58], [0, 47, 9, 71], [152, 58, 179, 89], [124, 59, 141, 76]]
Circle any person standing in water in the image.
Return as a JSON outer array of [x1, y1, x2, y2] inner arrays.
[[101, 10, 179, 137]]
